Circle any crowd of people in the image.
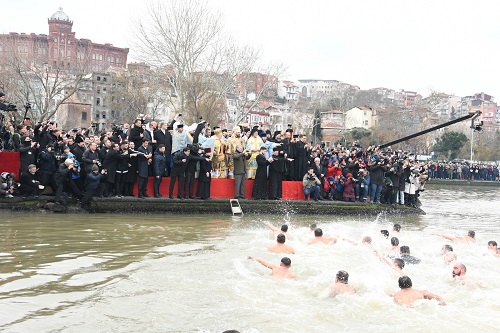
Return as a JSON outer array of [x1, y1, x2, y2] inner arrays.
[[0, 100, 496, 207], [248, 222, 500, 308]]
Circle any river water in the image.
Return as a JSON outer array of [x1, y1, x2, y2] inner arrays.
[[1, 187, 499, 333]]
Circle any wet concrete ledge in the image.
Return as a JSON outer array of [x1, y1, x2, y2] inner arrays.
[[0, 196, 425, 216], [426, 179, 500, 187]]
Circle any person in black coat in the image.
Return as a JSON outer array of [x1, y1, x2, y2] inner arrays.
[[102, 143, 121, 197], [268, 147, 286, 200], [128, 119, 145, 149], [137, 139, 153, 198], [196, 148, 212, 199], [53, 159, 83, 205], [38, 144, 58, 192], [154, 122, 173, 176], [81, 164, 107, 209], [169, 147, 191, 199], [124, 141, 139, 196], [183, 145, 206, 199], [252, 147, 272, 200], [19, 135, 37, 176], [115, 141, 130, 197], [19, 164, 42, 197], [153, 144, 167, 197]]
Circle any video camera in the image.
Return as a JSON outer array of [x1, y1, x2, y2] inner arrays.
[[0, 101, 17, 112]]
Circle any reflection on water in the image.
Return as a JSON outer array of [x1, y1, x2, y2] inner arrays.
[[0, 188, 500, 332]]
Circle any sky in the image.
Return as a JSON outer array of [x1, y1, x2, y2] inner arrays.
[[2, 0, 500, 99]]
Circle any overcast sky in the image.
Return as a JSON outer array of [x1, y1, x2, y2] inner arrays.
[[3, 0, 500, 98]]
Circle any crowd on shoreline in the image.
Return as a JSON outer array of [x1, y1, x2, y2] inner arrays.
[[0, 107, 496, 207]]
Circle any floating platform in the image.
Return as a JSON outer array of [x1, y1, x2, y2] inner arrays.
[[0, 196, 425, 216]]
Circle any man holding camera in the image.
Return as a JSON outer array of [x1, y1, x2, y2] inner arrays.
[[53, 158, 83, 205], [303, 167, 321, 201]]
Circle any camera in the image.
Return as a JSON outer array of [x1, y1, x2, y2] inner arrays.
[[111, 124, 122, 133], [0, 102, 17, 112]]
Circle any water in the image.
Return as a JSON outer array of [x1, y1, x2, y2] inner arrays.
[[1, 187, 500, 333]]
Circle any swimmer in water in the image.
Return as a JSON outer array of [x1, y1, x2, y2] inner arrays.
[[392, 223, 401, 235], [380, 230, 390, 239], [330, 270, 355, 297], [308, 228, 337, 245], [266, 223, 291, 239], [433, 230, 476, 243], [452, 263, 478, 289], [268, 233, 296, 254], [341, 236, 372, 247], [441, 244, 456, 265], [374, 249, 405, 276], [387, 237, 400, 254], [486, 241, 500, 257], [247, 256, 295, 279], [391, 276, 446, 306], [400, 245, 421, 264]]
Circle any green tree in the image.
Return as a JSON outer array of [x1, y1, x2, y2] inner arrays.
[[432, 131, 468, 160]]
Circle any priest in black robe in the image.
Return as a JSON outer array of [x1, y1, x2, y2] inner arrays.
[[252, 146, 271, 200], [268, 147, 286, 200]]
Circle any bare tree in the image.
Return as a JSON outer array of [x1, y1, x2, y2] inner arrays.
[[0, 37, 91, 122]]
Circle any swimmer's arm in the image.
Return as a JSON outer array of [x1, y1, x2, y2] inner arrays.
[[265, 223, 279, 232], [341, 237, 357, 245], [248, 256, 275, 269], [432, 233, 456, 241], [423, 291, 446, 305]]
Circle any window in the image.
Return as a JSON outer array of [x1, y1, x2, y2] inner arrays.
[[96, 76, 101, 81], [102, 112, 106, 119], [97, 87, 100, 94], [111, 110, 115, 118], [103, 77, 107, 82], [81, 112, 87, 120], [95, 113, 100, 119], [96, 97, 100, 106]]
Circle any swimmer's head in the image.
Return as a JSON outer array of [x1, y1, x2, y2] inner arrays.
[[398, 276, 412, 289], [380, 230, 389, 238], [277, 233, 286, 244], [280, 225, 288, 232], [310, 223, 317, 231], [444, 252, 457, 264], [393, 224, 401, 232], [442, 244, 453, 253], [280, 257, 291, 267], [452, 263, 466, 277], [362, 236, 372, 244], [488, 240, 497, 249], [394, 258, 405, 270], [336, 270, 349, 284], [391, 237, 399, 246], [314, 228, 323, 237], [468, 230, 475, 238], [400, 245, 410, 255]]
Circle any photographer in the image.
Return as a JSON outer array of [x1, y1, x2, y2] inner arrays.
[[386, 158, 403, 204], [19, 164, 43, 197], [355, 169, 370, 202], [303, 166, 321, 201], [1, 172, 19, 198], [367, 155, 388, 204], [53, 158, 83, 205], [342, 173, 356, 202], [81, 165, 107, 209], [233, 144, 250, 198]]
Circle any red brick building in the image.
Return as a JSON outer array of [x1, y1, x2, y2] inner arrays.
[[0, 8, 128, 73]]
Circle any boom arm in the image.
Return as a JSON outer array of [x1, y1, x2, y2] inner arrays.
[[378, 111, 481, 149]]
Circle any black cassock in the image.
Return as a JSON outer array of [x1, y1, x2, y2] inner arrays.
[[252, 154, 270, 199], [268, 156, 286, 200], [294, 140, 308, 180], [196, 156, 212, 199]]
